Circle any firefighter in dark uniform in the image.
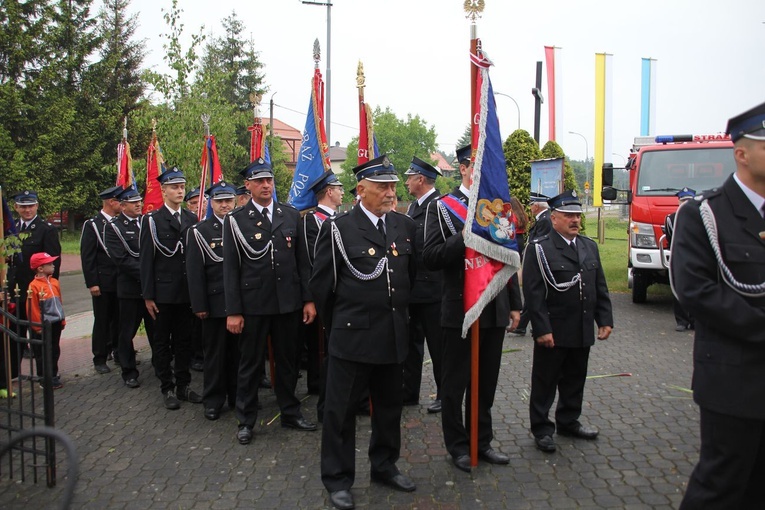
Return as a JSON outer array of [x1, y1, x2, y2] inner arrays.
[[422, 145, 521, 474], [297, 169, 344, 418], [663, 187, 695, 331], [184, 186, 206, 372], [223, 159, 317, 446], [2, 190, 61, 394], [311, 155, 418, 510], [139, 167, 203, 410], [104, 186, 155, 388], [674, 102, 765, 510], [511, 192, 552, 336], [235, 185, 251, 207], [80, 185, 122, 374], [402, 156, 444, 413], [522, 190, 613, 454], [186, 181, 239, 421]]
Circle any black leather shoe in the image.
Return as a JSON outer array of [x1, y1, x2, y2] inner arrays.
[[163, 390, 180, 410], [558, 423, 598, 440], [370, 472, 416, 492], [94, 364, 111, 374], [259, 376, 271, 389], [281, 416, 317, 431], [204, 408, 220, 421], [427, 399, 442, 413], [329, 490, 355, 510], [237, 425, 253, 445], [675, 324, 688, 332], [452, 455, 472, 473], [191, 360, 204, 372], [124, 378, 139, 389], [479, 448, 509, 464], [535, 435, 556, 452], [176, 386, 203, 404]]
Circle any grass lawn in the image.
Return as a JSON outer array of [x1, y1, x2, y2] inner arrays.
[[60, 230, 82, 255]]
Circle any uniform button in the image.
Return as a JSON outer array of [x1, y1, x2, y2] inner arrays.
[[347, 322, 351, 327], [392, 307, 396, 311], [391, 288, 395, 292]]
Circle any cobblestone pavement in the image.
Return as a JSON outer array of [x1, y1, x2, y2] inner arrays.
[[0, 292, 699, 509]]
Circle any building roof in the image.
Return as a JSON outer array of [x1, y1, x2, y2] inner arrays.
[[261, 118, 302, 141], [431, 152, 454, 172], [329, 144, 347, 162]]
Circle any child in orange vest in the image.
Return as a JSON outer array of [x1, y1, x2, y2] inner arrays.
[[27, 252, 66, 389]]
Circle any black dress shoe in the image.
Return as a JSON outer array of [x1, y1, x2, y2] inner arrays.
[[452, 454, 472, 473], [237, 425, 253, 445], [370, 472, 416, 492], [329, 490, 355, 510], [204, 408, 220, 421], [281, 416, 317, 431], [259, 376, 272, 389], [535, 435, 556, 452], [558, 423, 598, 440], [176, 386, 203, 403], [164, 390, 181, 410], [479, 448, 509, 464], [94, 364, 111, 374], [124, 378, 140, 389], [675, 324, 688, 332], [427, 399, 442, 413], [191, 360, 204, 372]]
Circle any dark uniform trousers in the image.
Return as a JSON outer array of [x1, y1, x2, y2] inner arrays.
[[523, 231, 613, 439], [2, 216, 61, 389], [672, 176, 765, 509], [310, 207, 417, 492], [223, 201, 311, 428], [423, 188, 520, 459], [81, 213, 120, 365], [185, 217, 240, 412], [104, 213, 155, 381], [402, 193, 443, 404], [139, 206, 197, 394]]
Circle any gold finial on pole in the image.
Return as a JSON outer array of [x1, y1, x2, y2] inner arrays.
[[201, 114, 211, 137], [464, 0, 485, 22], [122, 116, 128, 140], [356, 61, 365, 90], [250, 93, 263, 120], [151, 118, 157, 132]]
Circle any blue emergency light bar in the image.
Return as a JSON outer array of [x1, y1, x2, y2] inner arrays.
[[655, 135, 694, 144]]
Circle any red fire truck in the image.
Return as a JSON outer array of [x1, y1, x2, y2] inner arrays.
[[602, 134, 734, 303]]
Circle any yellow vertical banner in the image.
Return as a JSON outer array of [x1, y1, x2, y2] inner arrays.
[[593, 52, 612, 207]]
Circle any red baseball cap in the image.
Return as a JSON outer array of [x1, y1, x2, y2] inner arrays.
[[30, 252, 59, 270]]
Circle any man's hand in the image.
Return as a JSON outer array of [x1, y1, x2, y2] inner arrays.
[[227, 314, 244, 335], [597, 325, 612, 340], [144, 299, 159, 320], [535, 333, 555, 348], [508, 310, 521, 331], [89, 285, 101, 297], [303, 302, 316, 325], [195, 311, 209, 320]]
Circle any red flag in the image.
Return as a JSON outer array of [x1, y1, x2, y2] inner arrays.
[[198, 135, 223, 219], [143, 130, 165, 214], [356, 61, 379, 164], [115, 139, 134, 188]]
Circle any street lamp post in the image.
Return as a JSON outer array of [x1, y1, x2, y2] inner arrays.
[[569, 130, 590, 204], [301, 1, 333, 144], [493, 91, 520, 131]]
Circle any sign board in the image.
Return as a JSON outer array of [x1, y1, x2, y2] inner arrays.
[[530, 158, 565, 198]]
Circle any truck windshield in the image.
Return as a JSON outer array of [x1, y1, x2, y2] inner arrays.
[[636, 147, 735, 196]]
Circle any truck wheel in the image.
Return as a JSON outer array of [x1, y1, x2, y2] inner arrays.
[[632, 271, 648, 303]]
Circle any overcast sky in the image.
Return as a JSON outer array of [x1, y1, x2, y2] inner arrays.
[[127, 0, 764, 163]]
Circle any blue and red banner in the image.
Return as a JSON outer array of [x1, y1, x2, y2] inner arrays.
[[143, 130, 166, 214], [198, 135, 223, 219], [1, 186, 16, 237], [288, 62, 331, 211], [462, 45, 522, 337]]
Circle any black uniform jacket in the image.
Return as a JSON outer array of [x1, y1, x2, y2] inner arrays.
[[527, 210, 552, 242], [672, 175, 765, 420], [310, 206, 417, 365], [408, 191, 443, 304], [104, 213, 142, 299], [223, 200, 310, 317], [139, 206, 196, 304], [80, 212, 118, 293], [8, 216, 61, 298], [186, 216, 227, 318], [522, 232, 613, 348], [298, 205, 334, 267], [422, 188, 519, 330]]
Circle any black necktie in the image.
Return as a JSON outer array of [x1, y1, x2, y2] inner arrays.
[[569, 240, 578, 257], [407, 201, 418, 216], [262, 208, 271, 229], [173, 211, 180, 225], [377, 218, 386, 239], [20, 222, 27, 232]]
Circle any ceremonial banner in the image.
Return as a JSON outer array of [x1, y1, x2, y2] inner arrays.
[[288, 41, 332, 211], [143, 129, 166, 214], [594, 52, 613, 207], [116, 138, 135, 189], [640, 57, 657, 136], [544, 45, 563, 142], [198, 135, 223, 219], [356, 61, 380, 165], [463, 46, 522, 338], [0, 186, 17, 237]]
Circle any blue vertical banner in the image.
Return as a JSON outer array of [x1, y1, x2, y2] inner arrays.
[[640, 58, 657, 136]]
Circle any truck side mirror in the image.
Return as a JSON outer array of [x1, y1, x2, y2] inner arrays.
[[602, 163, 614, 187], [601, 186, 617, 201]]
